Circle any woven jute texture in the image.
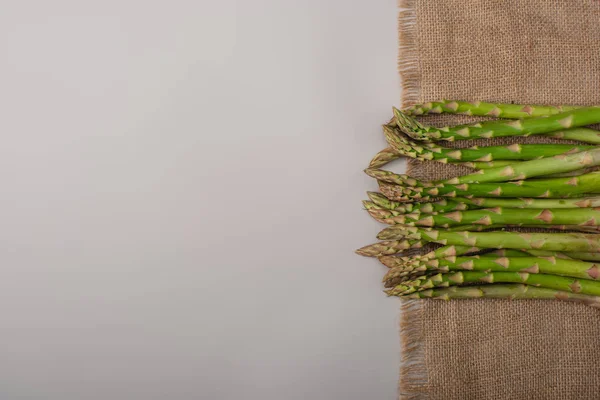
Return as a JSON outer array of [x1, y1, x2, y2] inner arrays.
[[397, 1, 600, 399]]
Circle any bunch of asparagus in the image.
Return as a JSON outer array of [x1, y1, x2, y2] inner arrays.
[[357, 101, 600, 308]]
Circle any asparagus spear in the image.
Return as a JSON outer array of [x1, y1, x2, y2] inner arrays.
[[399, 284, 600, 308], [372, 241, 600, 265], [378, 248, 527, 269], [363, 199, 468, 216], [394, 106, 600, 142], [384, 125, 593, 163], [382, 128, 594, 175], [373, 217, 600, 235], [379, 245, 479, 265], [376, 225, 600, 252], [368, 193, 600, 211], [377, 172, 600, 201], [526, 250, 600, 262], [403, 100, 579, 119], [368, 147, 401, 168], [449, 196, 600, 209], [366, 208, 600, 233], [369, 146, 600, 185], [367, 192, 405, 211], [456, 161, 515, 169], [355, 239, 424, 257], [385, 255, 600, 283], [382, 251, 566, 286], [448, 249, 600, 263], [547, 129, 600, 143], [388, 271, 600, 297], [382, 207, 600, 228], [357, 236, 481, 258], [453, 148, 600, 183], [379, 247, 599, 287]]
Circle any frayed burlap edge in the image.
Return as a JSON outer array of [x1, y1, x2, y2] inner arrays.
[[397, 1, 428, 399], [398, 0, 420, 108], [398, 299, 428, 400]]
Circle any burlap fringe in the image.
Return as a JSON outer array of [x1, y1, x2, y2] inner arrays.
[[397, 2, 426, 399], [398, 0, 419, 108], [399, 299, 428, 400]]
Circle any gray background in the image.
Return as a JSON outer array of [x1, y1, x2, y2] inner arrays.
[[0, 1, 403, 399]]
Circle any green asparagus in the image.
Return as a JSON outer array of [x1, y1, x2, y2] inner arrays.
[[368, 147, 401, 168], [382, 207, 600, 228], [387, 271, 600, 297], [394, 106, 600, 143], [384, 125, 593, 163], [399, 284, 600, 308], [376, 172, 600, 201], [403, 100, 579, 119], [376, 225, 600, 252], [385, 255, 600, 283]]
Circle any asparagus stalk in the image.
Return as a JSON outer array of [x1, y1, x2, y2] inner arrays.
[[382, 207, 600, 228], [376, 225, 600, 252], [403, 100, 579, 119], [378, 245, 480, 266], [376, 172, 600, 201], [457, 163, 596, 179], [456, 161, 515, 169], [379, 248, 599, 287], [374, 217, 600, 234], [378, 248, 526, 269], [526, 250, 600, 262], [368, 193, 600, 211], [355, 239, 424, 257], [447, 248, 600, 263], [388, 271, 600, 297], [382, 250, 562, 285], [384, 125, 593, 163], [357, 235, 482, 258], [368, 147, 401, 168], [449, 148, 600, 184], [367, 192, 405, 211], [366, 207, 600, 233], [385, 255, 600, 284], [399, 284, 600, 308], [394, 106, 600, 142], [449, 196, 600, 209], [371, 243, 600, 266], [368, 146, 600, 186], [380, 250, 586, 286], [363, 199, 468, 216], [548, 129, 600, 143]]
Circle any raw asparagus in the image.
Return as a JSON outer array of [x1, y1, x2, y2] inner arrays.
[[387, 271, 600, 297], [394, 106, 600, 142], [381, 207, 600, 228], [378, 248, 527, 269], [448, 196, 600, 209], [364, 199, 468, 216], [367, 193, 600, 211], [384, 255, 600, 283], [367, 192, 405, 211], [376, 225, 600, 252], [399, 284, 600, 308], [456, 161, 516, 169], [368, 147, 401, 168], [368, 146, 600, 185], [403, 100, 579, 119], [377, 172, 600, 201], [384, 125, 592, 163]]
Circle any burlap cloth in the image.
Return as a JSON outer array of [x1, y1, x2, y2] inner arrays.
[[397, 1, 600, 399]]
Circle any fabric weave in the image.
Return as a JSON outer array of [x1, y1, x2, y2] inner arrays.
[[398, 1, 600, 399]]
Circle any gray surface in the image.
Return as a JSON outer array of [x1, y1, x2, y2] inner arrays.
[[0, 1, 402, 399]]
